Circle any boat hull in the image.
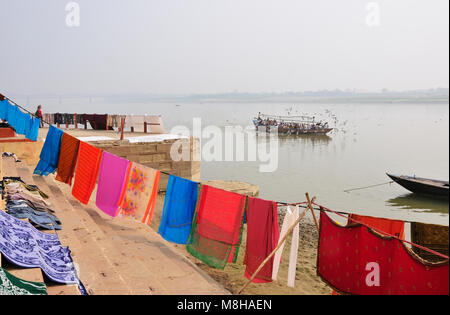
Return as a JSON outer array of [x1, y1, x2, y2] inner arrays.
[[387, 173, 449, 198]]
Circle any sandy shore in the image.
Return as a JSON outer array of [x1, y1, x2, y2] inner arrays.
[[150, 194, 332, 295]]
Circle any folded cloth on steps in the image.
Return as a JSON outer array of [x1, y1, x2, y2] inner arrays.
[[6, 204, 62, 230], [33, 126, 63, 176], [158, 175, 199, 244], [244, 197, 280, 283], [317, 210, 449, 295], [56, 133, 80, 185], [117, 162, 160, 224], [71, 142, 103, 204], [186, 185, 246, 269], [95, 151, 130, 217]]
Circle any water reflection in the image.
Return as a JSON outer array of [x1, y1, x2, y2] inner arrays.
[[277, 134, 332, 147], [386, 193, 449, 214]]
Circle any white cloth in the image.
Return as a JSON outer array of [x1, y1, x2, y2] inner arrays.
[[125, 115, 146, 132], [126, 134, 188, 144], [144, 115, 165, 134], [272, 205, 300, 288]]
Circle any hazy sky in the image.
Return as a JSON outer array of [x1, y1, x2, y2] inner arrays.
[[0, 0, 448, 95]]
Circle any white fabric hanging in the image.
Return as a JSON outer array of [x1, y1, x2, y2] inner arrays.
[[272, 205, 300, 287]]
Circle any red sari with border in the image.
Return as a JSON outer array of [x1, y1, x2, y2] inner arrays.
[[318, 211, 449, 295]]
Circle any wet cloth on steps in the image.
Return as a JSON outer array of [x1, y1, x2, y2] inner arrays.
[[33, 126, 63, 176], [158, 175, 199, 244], [186, 185, 246, 269], [56, 133, 80, 185], [95, 151, 130, 217], [71, 142, 103, 204], [317, 211, 449, 295], [244, 197, 280, 283]]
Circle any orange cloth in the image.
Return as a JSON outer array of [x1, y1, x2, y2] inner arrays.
[[347, 214, 405, 239], [116, 162, 160, 225], [55, 133, 80, 185], [71, 142, 103, 205]]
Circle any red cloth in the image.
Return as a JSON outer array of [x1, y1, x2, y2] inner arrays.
[[244, 197, 280, 283], [318, 211, 449, 295], [71, 142, 103, 204], [196, 185, 246, 245], [348, 214, 405, 239]]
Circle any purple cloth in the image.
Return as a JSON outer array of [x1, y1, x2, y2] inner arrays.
[[0, 210, 78, 284], [96, 151, 130, 217]]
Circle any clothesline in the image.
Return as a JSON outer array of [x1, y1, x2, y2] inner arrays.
[[2, 95, 52, 127], [313, 202, 450, 260]]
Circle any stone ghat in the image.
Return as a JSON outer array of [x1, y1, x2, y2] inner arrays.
[[0, 156, 230, 295]]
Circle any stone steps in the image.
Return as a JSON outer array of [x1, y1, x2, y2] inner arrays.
[[15, 162, 133, 295], [0, 157, 80, 295], [54, 176, 228, 295], [2, 156, 229, 295]]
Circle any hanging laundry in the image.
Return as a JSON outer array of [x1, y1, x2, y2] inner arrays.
[[95, 151, 130, 217], [186, 185, 246, 269], [25, 116, 40, 141], [144, 115, 165, 134], [117, 162, 160, 224], [348, 213, 405, 239], [33, 126, 63, 176], [272, 205, 300, 287], [0, 267, 48, 295], [244, 197, 280, 283], [158, 175, 199, 244], [71, 141, 103, 205], [125, 115, 146, 132], [411, 222, 449, 262], [0, 210, 78, 284], [0, 99, 8, 120], [317, 210, 449, 295], [56, 133, 80, 185]]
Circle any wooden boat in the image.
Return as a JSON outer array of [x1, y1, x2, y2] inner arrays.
[[253, 114, 333, 135], [386, 173, 449, 198]]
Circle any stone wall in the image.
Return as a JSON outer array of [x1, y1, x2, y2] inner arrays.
[[89, 137, 200, 189]]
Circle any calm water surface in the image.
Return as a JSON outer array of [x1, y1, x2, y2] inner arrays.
[[32, 99, 450, 225]]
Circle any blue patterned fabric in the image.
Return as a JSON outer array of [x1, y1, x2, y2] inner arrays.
[[0, 210, 78, 284], [33, 126, 63, 176], [158, 175, 199, 244]]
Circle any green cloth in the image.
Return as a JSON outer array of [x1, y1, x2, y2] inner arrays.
[[0, 268, 48, 295]]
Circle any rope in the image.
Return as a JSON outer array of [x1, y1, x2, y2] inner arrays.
[[344, 181, 394, 193], [313, 202, 450, 260], [2, 95, 51, 126]]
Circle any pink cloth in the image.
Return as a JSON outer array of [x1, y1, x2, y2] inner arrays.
[[95, 151, 131, 217]]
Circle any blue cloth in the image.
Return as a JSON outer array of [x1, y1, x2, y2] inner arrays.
[[0, 99, 9, 120], [6, 103, 18, 127], [158, 175, 199, 244], [25, 116, 40, 141], [33, 126, 63, 176], [13, 110, 28, 135]]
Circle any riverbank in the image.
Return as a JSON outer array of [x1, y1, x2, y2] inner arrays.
[[149, 192, 332, 295]]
